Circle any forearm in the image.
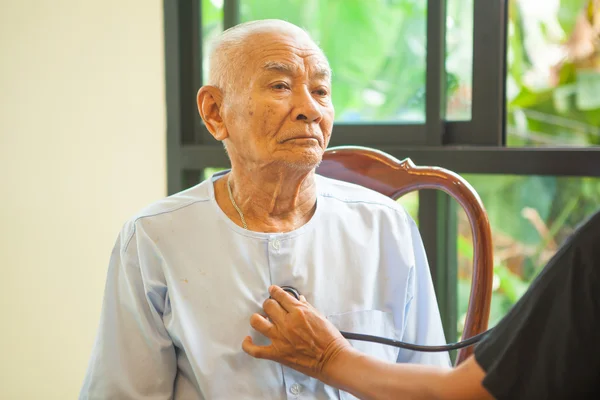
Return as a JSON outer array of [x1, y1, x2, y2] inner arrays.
[[323, 348, 449, 400], [245, 286, 492, 400]]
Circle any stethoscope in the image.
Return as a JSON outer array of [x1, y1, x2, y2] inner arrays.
[[279, 286, 490, 352]]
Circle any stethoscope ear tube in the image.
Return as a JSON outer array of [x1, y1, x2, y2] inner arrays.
[[276, 286, 490, 352], [339, 330, 489, 352]]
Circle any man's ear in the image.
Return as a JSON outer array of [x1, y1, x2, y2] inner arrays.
[[197, 86, 228, 141]]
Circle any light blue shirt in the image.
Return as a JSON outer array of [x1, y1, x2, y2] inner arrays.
[[80, 173, 450, 400]]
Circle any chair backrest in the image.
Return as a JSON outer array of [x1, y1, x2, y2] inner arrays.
[[316, 146, 493, 365]]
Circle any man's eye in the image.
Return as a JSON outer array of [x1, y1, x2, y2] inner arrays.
[[313, 89, 329, 96], [272, 83, 289, 90]]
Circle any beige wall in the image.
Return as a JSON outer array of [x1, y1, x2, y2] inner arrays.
[[0, 1, 166, 398]]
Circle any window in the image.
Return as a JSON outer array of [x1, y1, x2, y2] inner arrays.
[[446, 0, 473, 120], [240, 0, 427, 123], [201, 0, 224, 82], [457, 175, 600, 337], [506, 0, 600, 146], [164, 0, 600, 357]]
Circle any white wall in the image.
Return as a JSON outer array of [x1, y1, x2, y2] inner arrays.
[[0, 1, 166, 398]]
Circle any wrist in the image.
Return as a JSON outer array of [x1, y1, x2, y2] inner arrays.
[[320, 342, 359, 388]]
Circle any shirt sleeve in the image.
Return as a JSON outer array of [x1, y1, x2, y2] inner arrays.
[[474, 211, 600, 399], [79, 224, 177, 400], [396, 216, 452, 367]]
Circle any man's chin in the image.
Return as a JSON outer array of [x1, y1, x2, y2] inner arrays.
[[277, 153, 323, 171]]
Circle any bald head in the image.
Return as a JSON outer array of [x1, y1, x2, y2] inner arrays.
[[207, 19, 329, 96]]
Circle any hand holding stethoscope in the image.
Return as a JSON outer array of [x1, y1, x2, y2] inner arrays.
[[276, 285, 489, 352]]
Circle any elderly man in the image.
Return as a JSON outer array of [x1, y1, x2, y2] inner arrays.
[[80, 19, 449, 399]]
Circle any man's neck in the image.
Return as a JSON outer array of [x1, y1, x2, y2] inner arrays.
[[220, 165, 318, 232]]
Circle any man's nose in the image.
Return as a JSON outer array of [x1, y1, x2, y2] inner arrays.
[[292, 88, 323, 123]]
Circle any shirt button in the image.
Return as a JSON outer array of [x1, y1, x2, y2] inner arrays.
[[271, 239, 280, 250], [290, 383, 302, 395]]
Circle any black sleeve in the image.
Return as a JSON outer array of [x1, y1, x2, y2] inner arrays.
[[474, 210, 600, 400]]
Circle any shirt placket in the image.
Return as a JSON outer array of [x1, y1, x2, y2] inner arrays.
[[266, 234, 313, 399]]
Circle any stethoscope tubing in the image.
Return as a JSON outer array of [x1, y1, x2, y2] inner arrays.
[[278, 286, 490, 352]]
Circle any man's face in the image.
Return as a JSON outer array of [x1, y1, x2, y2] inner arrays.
[[221, 31, 334, 170]]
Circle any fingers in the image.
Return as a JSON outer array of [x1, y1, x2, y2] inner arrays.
[[241, 336, 273, 360], [263, 298, 287, 324], [249, 313, 274, 337], [269, 285, 301, 312]]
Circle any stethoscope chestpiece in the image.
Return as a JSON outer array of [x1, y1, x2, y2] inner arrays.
[[279, 286, 301, 300]]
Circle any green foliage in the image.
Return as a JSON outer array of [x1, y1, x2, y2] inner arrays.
[[453, 0, 600, 338], [557, 0, 588, 32], [207, 0, 474, 121], [507, 0, 600, 146], [465, 175, 557, 244], [241, 0, 427, 121], [203, 167, 228, 181], [458, 0, 600, 337], [456, 174, 600, 338], [396, 192, 419, 223]]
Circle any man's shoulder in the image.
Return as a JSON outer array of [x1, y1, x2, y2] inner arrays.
[[141, 182, 211, 217], [119, 180, 213, 239], [316, 174, 405, 214], [316, 175, 413, 229]]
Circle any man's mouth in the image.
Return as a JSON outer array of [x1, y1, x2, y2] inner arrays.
[[282, 136, 321, 144]]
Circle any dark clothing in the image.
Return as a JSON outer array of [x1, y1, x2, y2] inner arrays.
[[475, 210, 600, 399]]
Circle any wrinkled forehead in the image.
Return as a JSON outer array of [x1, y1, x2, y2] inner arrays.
[[260, 59, 331, 81], [242, 31, 331, 80]]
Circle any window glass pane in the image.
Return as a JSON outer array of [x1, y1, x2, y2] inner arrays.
[[240, 0, 427, 123], [201, 0, 224, 83], [456, 174, 600, 338], [202, 166, 228, 181], [446, 0, 473, 120], [506, 0, 600, 146], [397, 192, 419, 223]]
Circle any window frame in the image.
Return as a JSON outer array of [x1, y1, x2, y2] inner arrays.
[[164, 0, 600, 347]]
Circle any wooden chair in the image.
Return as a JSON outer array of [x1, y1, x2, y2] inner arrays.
[[316, 145, 493, 365]]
